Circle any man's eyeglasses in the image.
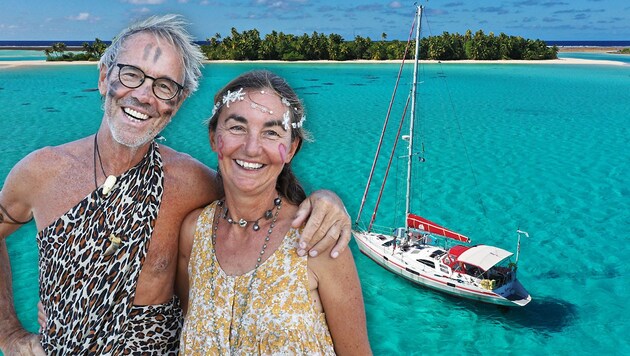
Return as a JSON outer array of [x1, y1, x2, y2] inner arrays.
[[116, 63, 184, 100]]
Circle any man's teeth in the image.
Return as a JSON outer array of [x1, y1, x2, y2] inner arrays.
[[236, 160, 263, 170], [123, 108, 149, 121]]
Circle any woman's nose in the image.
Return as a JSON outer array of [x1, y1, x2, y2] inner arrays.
[[243, 133, 262, 155]]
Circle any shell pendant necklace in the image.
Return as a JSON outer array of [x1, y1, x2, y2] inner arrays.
[[221, 197, 282, 231], [210, 197, 282, 353], [93, 132, 120, 256]]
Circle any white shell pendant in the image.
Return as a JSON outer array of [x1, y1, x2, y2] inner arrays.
[[103, 233, 122, 256], [102, 175, 117, 196]]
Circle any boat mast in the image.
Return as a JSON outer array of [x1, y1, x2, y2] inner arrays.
[[406, 4, 423, 230], [515, 229, 529, 265]]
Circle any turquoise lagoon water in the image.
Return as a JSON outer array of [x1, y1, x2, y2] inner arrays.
[[1, 59, 629, 355], [0, 49, 47, 61]]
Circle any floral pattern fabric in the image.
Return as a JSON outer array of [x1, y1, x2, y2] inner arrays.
[[181, 201, 335, 355]]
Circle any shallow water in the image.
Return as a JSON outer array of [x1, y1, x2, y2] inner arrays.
[[1, 60, 629, 355]]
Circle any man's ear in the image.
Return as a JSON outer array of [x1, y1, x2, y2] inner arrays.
[[175, 90, 190, 111], [97, 64, 108, 96]]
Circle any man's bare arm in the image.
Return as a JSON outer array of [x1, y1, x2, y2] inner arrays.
[[0, 156, 45, 355], [0, 240, 44, 355]]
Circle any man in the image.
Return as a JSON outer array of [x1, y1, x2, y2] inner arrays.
[[0, 15, 351, 354]]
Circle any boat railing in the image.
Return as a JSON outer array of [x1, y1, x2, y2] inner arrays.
[[357, 224, 396, 237], [482, 267, 515, 289], [355, 222, 468, 253]]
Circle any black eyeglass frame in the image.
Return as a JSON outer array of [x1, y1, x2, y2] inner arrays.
[[115, 63, 184, 100]]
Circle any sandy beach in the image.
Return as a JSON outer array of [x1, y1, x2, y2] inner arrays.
[[1, 57, 627, 69], [1, 46, 628, 69]]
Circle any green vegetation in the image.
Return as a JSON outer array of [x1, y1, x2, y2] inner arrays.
[[202, 28, 557, 61], [618, 48, 630, 54], [44, 30, 557, 62], [44, 38, 107, 61]]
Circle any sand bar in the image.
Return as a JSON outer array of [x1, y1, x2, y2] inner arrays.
[[1, 56, 627, 69], [2, 44, 628, 69]]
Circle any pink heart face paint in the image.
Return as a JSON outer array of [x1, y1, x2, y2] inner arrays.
[[278, 143, 287, 162], [216, 135, 225, 160]]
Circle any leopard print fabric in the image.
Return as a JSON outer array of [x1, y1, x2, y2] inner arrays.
[[36, 141, 179, 354], [123, 296, 183, 355]]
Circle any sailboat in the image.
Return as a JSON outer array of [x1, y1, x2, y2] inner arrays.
[[352, 5, 531, 307]]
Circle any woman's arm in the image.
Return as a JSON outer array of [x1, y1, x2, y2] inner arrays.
[[309, 247, 372, 355], [175, 208, 202, 316]]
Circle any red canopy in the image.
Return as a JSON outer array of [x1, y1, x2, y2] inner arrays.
[[407, 213, 471, 243]]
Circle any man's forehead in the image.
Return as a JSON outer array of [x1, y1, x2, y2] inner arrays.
[[117, 34, 184, 77]]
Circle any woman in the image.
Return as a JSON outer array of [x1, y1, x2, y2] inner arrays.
[[177, 70, 371, 355]]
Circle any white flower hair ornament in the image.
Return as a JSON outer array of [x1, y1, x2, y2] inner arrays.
[[291, 115, 306, 129], [211, 87, 305, 131], [211, 88, 245, 116]]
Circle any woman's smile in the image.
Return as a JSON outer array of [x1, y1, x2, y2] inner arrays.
[[235, 159, 264, 170]]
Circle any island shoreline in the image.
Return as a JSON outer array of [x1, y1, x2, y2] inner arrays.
[[1, 46, 628, 69]]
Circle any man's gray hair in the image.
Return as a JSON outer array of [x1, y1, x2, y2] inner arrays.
[[99, 14, 204, 94]]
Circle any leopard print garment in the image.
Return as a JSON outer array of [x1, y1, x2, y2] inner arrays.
[[37, 141, 180, 355]]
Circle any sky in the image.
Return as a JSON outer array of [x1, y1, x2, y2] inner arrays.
[[1, 0, 628, 42]]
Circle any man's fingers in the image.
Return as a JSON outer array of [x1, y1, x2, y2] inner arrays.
[[296, 199, 329, 253], [294, 189, 351, 258], [330, 223, 352, 258], [291, 198, 311, 230], [307, 220, 342, 257]]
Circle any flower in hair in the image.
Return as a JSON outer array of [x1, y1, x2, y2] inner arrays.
[[222, 88, 245, 108], [211, 102, 220, 116], [291, 115, 306, 129], [282, 111, 291, 131]]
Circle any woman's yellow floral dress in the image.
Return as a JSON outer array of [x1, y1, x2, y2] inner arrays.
[[180, 202, 336, 355]]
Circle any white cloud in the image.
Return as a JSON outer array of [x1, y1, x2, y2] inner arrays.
[[132, 7, 152, 13], [68, 13, 92, 21], [125, 0, 166, 5], [389, 1, 402, 9]]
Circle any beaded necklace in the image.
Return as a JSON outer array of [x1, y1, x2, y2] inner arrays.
[[210, 197, 282, 354], [221, 197, 282, 231]]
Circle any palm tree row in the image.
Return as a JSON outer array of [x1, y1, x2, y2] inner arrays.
[[202, 28, 557, 61], [43, 38, 107, 61], [44, 30, 557, 62]]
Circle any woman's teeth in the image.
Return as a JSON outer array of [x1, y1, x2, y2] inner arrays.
[[236, 160, 263, 170]]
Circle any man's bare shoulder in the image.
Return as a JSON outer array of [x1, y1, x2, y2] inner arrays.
[[158, 145, 221, 204], [159, 145, 215, 179], [11, 137, 92, 179]]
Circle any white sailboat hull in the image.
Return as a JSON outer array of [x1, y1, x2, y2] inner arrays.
[[354, 230, 531, 307]]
